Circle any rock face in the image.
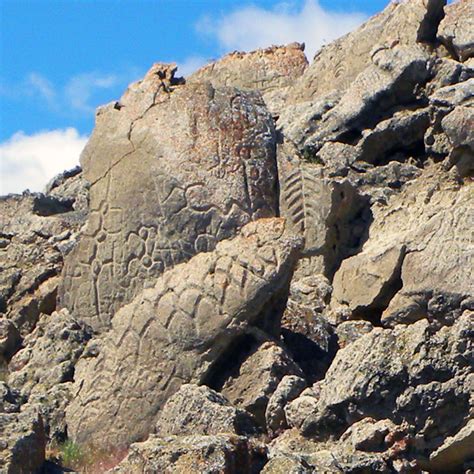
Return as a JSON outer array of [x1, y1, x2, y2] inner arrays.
[[189, 43, 308, 116], [110, 434, 267, 474], [332, 166, 473, 326], [438, 0, 474, 62], [155, 384, 257, 436], [2, 0, 474, 472], [67, 218, 302, 447], [0, 402, 46, 474], [0, 186, 86, 339], [297, 314, 473, 455], [219, 341, 304, 428], [59, 64, 279, 331], [8, 309, 91, 441]]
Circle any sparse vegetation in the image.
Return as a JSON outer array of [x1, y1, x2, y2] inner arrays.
[[301, 146, 324, 165], [47, 440, 128, 473]]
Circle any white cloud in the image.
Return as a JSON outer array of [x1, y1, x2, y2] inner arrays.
[[0, 69, 142, 116], [0, 128, 88, 195], [177, 56, 209, 77], [197, 0, 367, 60], [64, 72, 122, 113], [27, 73, 57, 107]]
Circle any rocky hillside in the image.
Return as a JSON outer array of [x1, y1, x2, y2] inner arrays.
[[1, 0, 473, 472]]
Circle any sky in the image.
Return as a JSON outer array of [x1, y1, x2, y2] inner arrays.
[[0, 0, 389, 195]]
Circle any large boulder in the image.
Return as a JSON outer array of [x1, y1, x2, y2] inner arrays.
[[0, 402, 46, 474], [188, 43, 308, 116], [109, 434, 267, 474], [66, 218, 302, 448], [331, 164, 473, 326], [155, 384, 257, 437], [219, 341, 304, 428], [8, 309, 92, 441], [438, 0, 474, 63], [59, 63, 279, 331], [296, 313, 473, 462]]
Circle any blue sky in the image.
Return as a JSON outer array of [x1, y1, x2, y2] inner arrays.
[[1, 0, 389, 194]]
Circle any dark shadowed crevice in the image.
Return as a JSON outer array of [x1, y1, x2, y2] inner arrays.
[[33, 196, 75, 216], [201, 333, 259, 392]]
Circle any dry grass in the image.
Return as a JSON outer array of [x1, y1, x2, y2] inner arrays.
[[47, 440, 128, 473]]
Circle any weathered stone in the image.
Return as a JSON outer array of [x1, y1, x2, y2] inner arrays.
[[189, 43, 308, 115], [0, 403, 46, 474], [220, 341, 304, 428], [0, 383, 19, 414], [281, 44, 431, 151], [0, 318, 20, 361], [9, 309, 91, 397], [0, 190, 85, 340], [281, 278, 336, 384], [335, 320, 374, 348], [287, 0, 445, 104], [267, 428, 392, 473], [109, 434, 267, 474], [298, 313, 473, 462], [285, 387, 319, 431], [67, 218, 302, 448], [60, 64, 279, 331], [261, 455, 312, 474], [442, 103, 474, 177], [265, 375, 307, 433], [155, 384, 257, 436], [45, 166, 89, 214], [332, 244, 406, 320], [428, 418, 474, 472], [438, 0, 474, 62], [277, 141, 372, 274], [340, 417, 397, 452], [8, 309, 91, 441], [331, 165, 473, 326]]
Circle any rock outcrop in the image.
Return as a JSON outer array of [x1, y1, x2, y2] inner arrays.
[[66, 218, 302, 448], [155, 384, 258, 437], [2, 0, 473, 472], [59, 65, 279, 331], [188, 43, 308, 116]]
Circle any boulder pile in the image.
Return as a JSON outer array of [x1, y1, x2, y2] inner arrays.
[[1, 0, 473, 472]]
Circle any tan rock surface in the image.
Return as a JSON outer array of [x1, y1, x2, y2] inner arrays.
[[438, 0, 474, 62], [189, 43, 308, 115], [59, 64, 279, 331], [66, 218, 302, 448]]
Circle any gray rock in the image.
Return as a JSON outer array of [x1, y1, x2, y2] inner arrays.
[[265, 375, 307, 433], [8, 309, 91, 441], [298, 313, 473, 462], [45, 166, 89, 214], [109, 434, 267, 474], [60, 63, 279, 331], [0, 318, 20, 361], [277, 140, 372, 275], [428, 418, 474, 472], [286, 0, 445, 105], [155, 384, 257, 436], [438, 0, 474, 62], [0, 190, 85, 342], [220, 341, 304, 428], [188, 43, 308, 116], [66, 218, 302, 448], [285, 388, 319, 431], [331, 164, 473, 326], [335, 320, 374, 348], [0, 403, 46, 474]]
